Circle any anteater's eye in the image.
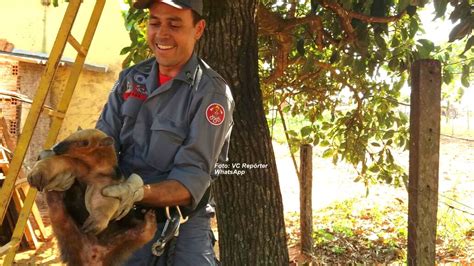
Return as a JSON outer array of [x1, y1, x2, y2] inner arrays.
[[77, 140, 89, 147]]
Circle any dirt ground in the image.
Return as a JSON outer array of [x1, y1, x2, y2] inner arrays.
[[277, 136, 474, 213], [1, 136, 473, 265]]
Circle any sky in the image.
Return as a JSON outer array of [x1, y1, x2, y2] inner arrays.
[[417, 3, 473, 109]]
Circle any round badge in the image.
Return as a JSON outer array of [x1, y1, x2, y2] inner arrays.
[[133, 73, 147, 85], [206, 103, 225, 126]]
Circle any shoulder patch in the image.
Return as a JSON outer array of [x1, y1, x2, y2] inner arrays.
[[206, 103, 225, 126]]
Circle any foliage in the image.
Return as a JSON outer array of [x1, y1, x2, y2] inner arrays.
[[120, 0, 151, 68], [259, 0, 473, 188]]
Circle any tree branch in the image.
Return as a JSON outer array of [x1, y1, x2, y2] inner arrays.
[[257, 1, 406, 83]]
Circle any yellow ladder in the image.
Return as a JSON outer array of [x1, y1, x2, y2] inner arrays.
[[0, 0, 106, 263]]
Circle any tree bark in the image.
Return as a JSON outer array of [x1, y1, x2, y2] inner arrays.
[[198, 1, 289, 265]]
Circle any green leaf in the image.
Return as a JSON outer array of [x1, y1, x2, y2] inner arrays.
[[449, 2, 470, 23], [340, 0, 352, 9], [417, 39, 435, 59], [410, 0, 428, 7], [398, 0, 410, 13], [330, 52, 340, 64], [462, 36, 474, 55], [296, 38, 305, 57], [409, 19, 419, 38], [287, 130, 298, 137], [383, 130, 395, 140], [320, 140, 330, 147], [391, 37, 400, 48], [449, 19, 473, 42], [375, 34, 387, 50], [388, 58, 398, 71], [433, 0, 448, 19], [371, 142, 381, 147], [332, 153, 339, 164], [443, 69, 453, 85], [406, 5, 417, 17], [353, 60, 365, 75], [120, 46, 131, 55], [301, 126, 313, 137], [322, 148, 334, 158], [368, 164, 380, 173], [418, 39, 435, 52], [313, 134, 320, 145], [461, 65, 470, 87]]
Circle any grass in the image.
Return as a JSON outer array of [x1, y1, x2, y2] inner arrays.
[[285, 196, 474, 264]]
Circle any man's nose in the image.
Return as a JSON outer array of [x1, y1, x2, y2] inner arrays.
[[156, 25, 171, 38]]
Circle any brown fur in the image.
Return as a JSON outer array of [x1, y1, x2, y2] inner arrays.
[[28, 129, 157, 266]]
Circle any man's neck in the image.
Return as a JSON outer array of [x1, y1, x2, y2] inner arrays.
[[158, 65, 181, 78]]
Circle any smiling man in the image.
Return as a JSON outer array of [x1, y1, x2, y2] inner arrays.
[[96, 0, 234, 265]]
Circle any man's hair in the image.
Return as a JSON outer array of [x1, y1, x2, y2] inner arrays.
[[191, 10, 203, 25]]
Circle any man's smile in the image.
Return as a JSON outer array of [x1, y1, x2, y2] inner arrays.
[[156, 43, 176, 50]]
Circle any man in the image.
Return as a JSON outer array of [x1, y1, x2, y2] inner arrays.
[[96, 0, 234, 264]]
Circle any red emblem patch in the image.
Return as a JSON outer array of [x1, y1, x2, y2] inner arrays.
[[206, 103, 225, 126]]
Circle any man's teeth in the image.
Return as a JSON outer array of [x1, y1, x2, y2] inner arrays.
[[157, 44, 174, 50]]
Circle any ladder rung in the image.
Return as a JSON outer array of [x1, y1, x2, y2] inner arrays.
[[67, 35, 87, 56], [46, 109, 66, 119]]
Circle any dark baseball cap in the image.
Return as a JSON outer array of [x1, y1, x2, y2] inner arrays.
[[133, 0, 203, 16]]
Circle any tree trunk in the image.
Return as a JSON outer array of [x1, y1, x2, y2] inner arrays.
[[198, 1, 289, 265]]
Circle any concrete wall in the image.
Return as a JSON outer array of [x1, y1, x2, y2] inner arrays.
[[0, 0, 130, 67]]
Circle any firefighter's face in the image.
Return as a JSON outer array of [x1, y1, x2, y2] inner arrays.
[[147, 3, 205, 76]]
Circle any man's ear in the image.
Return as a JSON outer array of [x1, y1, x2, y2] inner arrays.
[[99, 136, 114, 146], [194, 19, 206, 40]]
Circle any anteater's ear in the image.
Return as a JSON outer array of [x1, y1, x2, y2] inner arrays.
[[99, 136, 114, 147], [76, 126, 83, 131]]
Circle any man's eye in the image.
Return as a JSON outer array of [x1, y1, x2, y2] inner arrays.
[[170, 24, 181, 28]]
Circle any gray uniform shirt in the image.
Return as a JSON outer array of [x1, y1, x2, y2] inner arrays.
[[96, 54, 234, 210]]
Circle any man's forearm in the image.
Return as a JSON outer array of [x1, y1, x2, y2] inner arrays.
[[139, 180, 192, 207]]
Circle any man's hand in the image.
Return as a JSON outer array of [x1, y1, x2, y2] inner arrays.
[[101, 173, 145, 220]]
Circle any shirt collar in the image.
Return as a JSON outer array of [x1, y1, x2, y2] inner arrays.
[[144, 53, 200, 94], [173, 53, 200, 85]]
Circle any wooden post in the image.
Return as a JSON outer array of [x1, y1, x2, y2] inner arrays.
[[408, 59, 441, 266], [299, 144, 313, 254]]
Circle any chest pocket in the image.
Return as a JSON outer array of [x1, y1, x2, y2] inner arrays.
[[146, 115, 188, 172], [120, 99, 143, 150]]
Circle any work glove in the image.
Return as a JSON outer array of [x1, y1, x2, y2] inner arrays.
[[28, 150, 76, 192], [101, 173, 145, 220]]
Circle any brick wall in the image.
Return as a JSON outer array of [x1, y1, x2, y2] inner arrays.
[[0, 59, 21, 149]]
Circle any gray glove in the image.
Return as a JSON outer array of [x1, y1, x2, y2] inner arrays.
[[101, 173, 145, 220]]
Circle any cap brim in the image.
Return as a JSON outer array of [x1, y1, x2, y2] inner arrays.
[[161, 0, 186, 10], [133, 0, 186, 10]]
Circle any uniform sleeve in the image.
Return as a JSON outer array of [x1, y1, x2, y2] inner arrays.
[[96, 79, 124, 152], [168, 78, 234, 210]]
